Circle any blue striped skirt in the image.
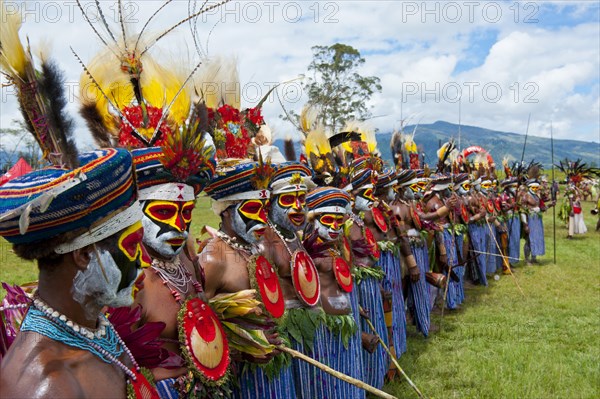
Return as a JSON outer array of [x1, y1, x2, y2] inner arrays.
[[507, 215, 521, 264], [442, 230, 461, 309], [468, 224, 488, 286], [528, 213, 545, 256], [291, 320, 365, 399], [233, 363, 296, 399], [357, 275, 389, 390], [379, 249, 407, 356], [486, 224, 499, 275], [155, 378, 178, 399], [408, 239, 431, 337]]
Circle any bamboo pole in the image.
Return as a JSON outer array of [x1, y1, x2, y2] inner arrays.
[[278, 346, 398, 399], [485, 220, 526, 298], [361, 315, 427, 399]]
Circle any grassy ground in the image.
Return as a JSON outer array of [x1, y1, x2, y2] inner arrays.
[[1, 198, 599, 398]]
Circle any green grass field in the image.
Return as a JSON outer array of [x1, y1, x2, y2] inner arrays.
[[1, 197, 598, 399]]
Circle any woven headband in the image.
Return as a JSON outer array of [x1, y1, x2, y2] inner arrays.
[[138, 183, 195, 202]]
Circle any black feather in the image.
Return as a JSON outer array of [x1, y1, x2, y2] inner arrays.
[[39, 60, 79, 168], [284, 138, 296, 161], [80, 103, 112, 148], [328, 131, 361, 149]]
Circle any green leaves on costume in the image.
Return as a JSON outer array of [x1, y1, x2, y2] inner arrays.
[[280, 308, 325, 351], [323, 313, 358, 349]]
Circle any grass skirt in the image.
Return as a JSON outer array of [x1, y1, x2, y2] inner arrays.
[[468, 224, 488, 286], [379, 249, 407, 356], [408, 239, 431, 337], [528, 213, 545, 256], [442, 230, 462, 309], [357, 275, 389, 390], [291, 319, 365, 399], [233, 363, 296, 399], [507, 215, 521, 264]]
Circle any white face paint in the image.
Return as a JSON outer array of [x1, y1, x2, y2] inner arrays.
[[142, 215, 188, 259], [72, 248, 135, 320], [315, 213, 344, 242]]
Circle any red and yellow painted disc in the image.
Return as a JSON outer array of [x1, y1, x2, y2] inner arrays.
[[371, 207, 389, 233], [487, 199, 495, 213], [333, 256, 353, 292], [129, 368, 160, 399], [180, 298, 230, 383], [461, 204, 470, 224], [364, 227, 380, 260], [411, 207, 422, 230], [291, 250, 320, 307], [254, 255, 285, 318]]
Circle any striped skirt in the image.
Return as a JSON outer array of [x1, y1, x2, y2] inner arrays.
[[486, 224, 499, 275], [357, 276, 389, 390], [468, 224, 488, 286], [454, 233, 466, 304], [408, 239, 431, 337], [441, 230, 461, 309], [379, 249, 407, 356], [291, 321, 365, 399], [528, 213, 545, 256], [507, 215, 521, 263], [233, 363, 296, 399], [155, 378, 178, 399]]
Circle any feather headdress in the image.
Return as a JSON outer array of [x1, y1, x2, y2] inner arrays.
[[390, 125, 420, 170], [555, 158, 599, 185], [1, 0, 78, 168], [436, 140, 457, 174]]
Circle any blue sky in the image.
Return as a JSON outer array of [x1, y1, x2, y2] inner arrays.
[[1, 1, 599, 151]]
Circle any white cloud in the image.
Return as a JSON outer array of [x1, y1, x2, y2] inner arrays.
[[0, 0, 598, 153]]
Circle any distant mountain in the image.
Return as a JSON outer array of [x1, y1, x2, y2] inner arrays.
[[274, 120, 599, 169]]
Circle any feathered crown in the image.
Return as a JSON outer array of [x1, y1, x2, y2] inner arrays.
[[77, 1, 221, 184], [555, 158, 599, 185], [390, 125, 420, 170], [1, 0, 78, 169]]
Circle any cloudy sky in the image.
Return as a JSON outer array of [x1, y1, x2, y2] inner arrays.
[[1, 0, 599, 153]]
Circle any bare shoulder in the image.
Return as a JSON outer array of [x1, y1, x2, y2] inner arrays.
[[1, 332, 85, 399]]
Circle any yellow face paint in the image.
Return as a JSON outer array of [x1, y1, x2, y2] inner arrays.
[[144, 200, 195, 232], [117, 221, 151, 268], [277, 191, 307, 211]]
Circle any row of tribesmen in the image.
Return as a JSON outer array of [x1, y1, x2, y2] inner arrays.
[[0, 2, 555, 398]]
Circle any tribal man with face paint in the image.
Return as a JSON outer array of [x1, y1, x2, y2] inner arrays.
[[499, 176, 522, 270], [199, 160, 286, 399], [129, 147, 220, 398], [0, 149, 158, 399], [519, 178, 547, 265], [291, 186, 366, 399], [371, 167, 418, 379], [465, 174, 492, 286], [422, 176, 461, 310], [346, 158, 390, 391]]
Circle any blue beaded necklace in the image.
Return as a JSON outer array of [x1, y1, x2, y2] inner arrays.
[[21, 307, 123, 364]]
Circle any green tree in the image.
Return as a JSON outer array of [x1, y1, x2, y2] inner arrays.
[[285, 43, 382, 133]]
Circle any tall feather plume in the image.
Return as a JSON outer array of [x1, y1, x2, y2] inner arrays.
[[1, 1, 79, 168], [300, 104, 318, 136], [195, 56, 240, 109], [436, 140, 455, 173], [390, 129, 403, 168], [284, 137, 296, 161]]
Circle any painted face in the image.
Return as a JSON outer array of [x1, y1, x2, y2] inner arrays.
[[505, 185, 517, 196], [270, 191, 307, 232], [315, 213, 345, 242], [528, 184, 540, 196], [142, 200, 195, 259], [480, 181, 492, 195], [456, 181, 471, 196], [231, 199, 269, 244], [403, 185, 416, 200], [354, 188, 375, 211], [72, 223, 148, 319]]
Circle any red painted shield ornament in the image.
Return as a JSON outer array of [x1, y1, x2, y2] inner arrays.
[[461, 204, 470, 224], [129, 368, 160, 399], [341, 236, 352, 262], [180, 298, 230, 383], [411, 207, 422, 230], [290, 250, 320, 306], [253, 255, 285, 318], [371, 207, 389, 233], [487, 199, 495, 213], [364, 227, 380, 260], [333, 256, 353, 292], [494, 198, 502, 212]]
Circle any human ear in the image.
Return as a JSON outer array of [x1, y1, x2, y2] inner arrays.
[[72, 246, 92, 271]]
